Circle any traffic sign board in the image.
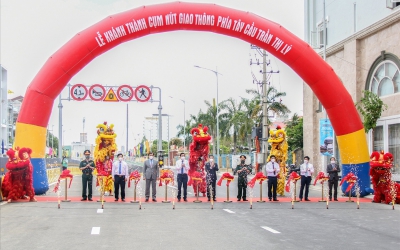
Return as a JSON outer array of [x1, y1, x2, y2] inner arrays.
[[103, 88, 119, 102], [71, 84, 88, 101], [117, 85, 134, 102], [89, 84, 106, 101], [134, 85, 151, 102]]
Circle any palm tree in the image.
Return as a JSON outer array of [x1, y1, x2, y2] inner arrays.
[[220, 98, 242, 154], [246, 86, 290, 126], [237, 97, 260, 146]]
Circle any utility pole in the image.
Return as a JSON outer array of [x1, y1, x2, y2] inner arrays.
[[126, 103, 129, 154], [261, 50, 268, 167]]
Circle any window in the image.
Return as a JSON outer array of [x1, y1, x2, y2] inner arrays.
[[317, 22, 327, 47], [386, 0, 400, 9], [369, 61, 400, 97]]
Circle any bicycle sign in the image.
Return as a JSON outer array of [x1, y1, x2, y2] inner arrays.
[[89, 84, 106, 101], [71, 84, 88, 101], [134, 85, 152, 102], [117, 85, 134, 102]]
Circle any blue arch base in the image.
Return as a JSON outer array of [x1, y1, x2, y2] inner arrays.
[[341, 162, 371, 197], [31, 158, 49, 195]]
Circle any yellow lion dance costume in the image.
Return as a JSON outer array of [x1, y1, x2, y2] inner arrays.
[[267, 126, 288, 196], [93, 121, 117, 195]]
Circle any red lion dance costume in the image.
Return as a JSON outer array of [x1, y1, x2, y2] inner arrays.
[[370, 150, 400, 204], [1, 147, 36, 202], [188, 124, 211, 197]]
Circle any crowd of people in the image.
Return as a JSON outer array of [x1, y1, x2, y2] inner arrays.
[[73, 150, 341, 202]]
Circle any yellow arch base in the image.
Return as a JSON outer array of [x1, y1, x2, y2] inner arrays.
[[14, 122, 47, 158], [336, 128, 369, 165]]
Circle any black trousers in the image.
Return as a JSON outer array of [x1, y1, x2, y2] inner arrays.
[[237, 181, 247, 200], [82, 174, 93, 199], [207, 178, 216, 199], [329, 179, 339, 199], [299, 176, 312, 199], [267, 176, 278, 199], [177, 174, 188, 199], [114, 175, 126, 200]]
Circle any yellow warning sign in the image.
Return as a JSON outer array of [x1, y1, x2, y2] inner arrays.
[[103, 88, 119, 102]]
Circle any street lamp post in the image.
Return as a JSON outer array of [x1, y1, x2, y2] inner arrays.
[[169, 96, 186, 153], [153, 114, 171, 166], [194, 65, 222, 165]]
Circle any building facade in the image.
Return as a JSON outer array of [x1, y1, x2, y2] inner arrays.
[[0, 65, 8, 154], [303, 0, 400, 173]]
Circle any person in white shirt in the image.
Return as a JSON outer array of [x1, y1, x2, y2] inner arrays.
[[299, 156, 314, 201], [176, 153, 190, 202], [265, 155, 280, 201], [112, 153, 129, 202]]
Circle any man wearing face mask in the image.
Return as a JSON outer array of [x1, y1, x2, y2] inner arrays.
[[205, 155, 219, 202], [299, 156, 314, 201], [79, 150, 96, 201], [143, 152, 159, 202], [327, 157, 341, 201], [112, 153, 129, 202], [235, 155, 251, 201], [176, 153, 190, 202], [266, 155, 280, 201]]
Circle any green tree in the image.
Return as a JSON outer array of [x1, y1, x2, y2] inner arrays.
[[46, 132, 59, 156], [355, 90, 388, 133], [169, 137, 183, 147], [285, 113, 303, 151], [151, 140, 169, 155], [220, 98, 242, 154]]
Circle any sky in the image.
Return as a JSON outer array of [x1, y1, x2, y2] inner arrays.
[[1, 0, 304, 151]]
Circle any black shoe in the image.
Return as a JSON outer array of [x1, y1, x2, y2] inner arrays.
[[184, 199, 188, 202], [269, 198, 272, 201], [305, 199, 311, 201], [273, 199, 279, 201], [329, 198, 332, 201], [334, 199, 338, 201], [213, 198, 217, 201], [122, 199, 125, 202], [115, 199, 118, 202], [237, 199, 241, 201], [208, 198, 211, 201], [81, 198, 87, 201], [243, 199, 248, 201], [145, 198, 149, 202], [152, 199, 157, 202], [178, 199, 181, 202], [88, 198, 93, 201]]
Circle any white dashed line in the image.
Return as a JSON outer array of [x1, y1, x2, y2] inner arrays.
[[91, 227, 100, 235], [261, 226, 281, 234], [223, 209, 235, 214], [97, 209, 103, 213]]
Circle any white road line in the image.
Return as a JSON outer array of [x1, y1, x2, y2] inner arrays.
[[97, 209, 103, 213], [261, 226, 281, 234], [223, 209, 235, 214], [91, 227, 100, 235]]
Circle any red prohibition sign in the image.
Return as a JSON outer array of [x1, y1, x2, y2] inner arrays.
[[89, 84, 106, 101], [71, 84, 88, 101], [117, 85, 134, 101], [134, 85, 152, 102]]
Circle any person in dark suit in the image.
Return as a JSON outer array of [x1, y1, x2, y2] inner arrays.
[[205, 155, 219, 201], [327, 156, 341, 201], [143, 152, 159, 202]]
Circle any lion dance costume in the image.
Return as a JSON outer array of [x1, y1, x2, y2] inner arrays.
[[93, 122, 117, 195], [1, 147, 36, 202], [188, 124, 211, 197], [370, 150, 400, 204], [267, 126, 288, 196]]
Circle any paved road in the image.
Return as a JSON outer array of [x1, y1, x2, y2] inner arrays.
[[1, 171, 399, 250]]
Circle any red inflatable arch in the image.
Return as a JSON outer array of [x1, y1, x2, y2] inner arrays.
[[15, 2, 370, 196]]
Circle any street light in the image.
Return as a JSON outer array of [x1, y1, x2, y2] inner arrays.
[[194, 65, 222, 166], [153, 114, 171, 166], [169, 96, 186, 153]]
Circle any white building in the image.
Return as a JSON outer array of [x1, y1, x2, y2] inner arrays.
[[303, 0, 400, 172], [0, 65, 8, 154]]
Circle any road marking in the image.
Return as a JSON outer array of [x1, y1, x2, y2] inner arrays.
[[91, 227, 100, 235], [261, 226, 281, 234], [97, 209, 103, 213], [223, 209, 235, 214]]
